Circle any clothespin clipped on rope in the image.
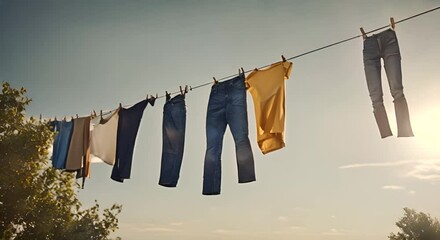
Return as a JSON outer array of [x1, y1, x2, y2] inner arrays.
[[39, 114, 42, 123], [119, 103, 122, 109], [390, 17, 396, 30], [54, 116, 57, 121], [184, 85, 189, 95], [180, 86, 184, 95], [240, 67, 245, 74], [76, 114, 79, 119], [281, 55, 286, 62], [213, 77, 218, 85], [165, 91, 171, 101], [360, 27, 367, 40], [189, 86, 193, 91], [93, 110, 97, 117]]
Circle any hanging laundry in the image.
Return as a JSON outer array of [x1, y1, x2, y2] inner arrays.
[[50, 119, 74, 169], [65, 116, 91, 187], [90, 109, 120, 165], [159, 94, 187, 187], [111, 99, 153, 182], [245, 60, 292, 154], [203, 73, 255, 195], [362, 28, 414, 138]]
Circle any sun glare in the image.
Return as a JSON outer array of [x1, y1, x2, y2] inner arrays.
[[413, 108, 440, 154]]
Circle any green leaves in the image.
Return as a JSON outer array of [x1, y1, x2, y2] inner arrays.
[[0, 82, 122, 240], [389, 208, 440, 240]]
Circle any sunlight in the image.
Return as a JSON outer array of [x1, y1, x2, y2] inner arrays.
[[412, 108, 440, 155]]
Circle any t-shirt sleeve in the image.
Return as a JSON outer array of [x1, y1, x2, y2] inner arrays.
[[283, 61, 293, 80]]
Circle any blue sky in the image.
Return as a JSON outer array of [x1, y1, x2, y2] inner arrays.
[[1, 0, 440, 239]]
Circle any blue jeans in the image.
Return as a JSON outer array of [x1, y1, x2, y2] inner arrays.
[[159, 94, 186, 187], [363, 29, 413, 137], [203, 74, 256, 195]]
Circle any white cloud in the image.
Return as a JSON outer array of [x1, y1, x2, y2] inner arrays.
[[139, 227, 177, 232], [382, 185, 405, 190], [339, 160, 414, 169], [322, 228, 350, 236], [292, 207, 308, 212], [123, 222, 182, 233], [408, 190, 416, 195], [290, 225, 307, 231], [340, 159, 440, 182], [278, 216, 288, 222], [406, 160, 440, 181]]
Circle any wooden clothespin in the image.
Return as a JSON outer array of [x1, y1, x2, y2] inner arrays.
[[63, 116, 66, 121], [39, 114, 42, 122], [281, 55, 286, 62], [390, 17, 395, 30], [180, 86, 184, 95], [360, 27, 367, 40], [119, 103, 122, 109], [213, 77, 218, 85], [54, 116, 57, 121], [165, 91, 171, 101], [240, 67, 245, 74], [184, 85, 189, 94], [76, 114, 79, 119]]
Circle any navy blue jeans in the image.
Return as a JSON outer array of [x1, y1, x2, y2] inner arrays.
[[111, 99, 149, 182], [159, 94, 187, 187], [203, 74, 256, 195]]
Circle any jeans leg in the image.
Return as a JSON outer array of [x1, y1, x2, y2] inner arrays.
[[203, 93, 227, 195], [364, 39, 392, 137], [394, 97, 414, 137], [382, 34, 413, 137], [226, 94, 256, 184], [159, 99, 187, 187]]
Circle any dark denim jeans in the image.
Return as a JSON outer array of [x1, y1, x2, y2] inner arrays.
[[159, 94, 187, 187], [203, 74, 256, 195], [363, 29, 413, 138]]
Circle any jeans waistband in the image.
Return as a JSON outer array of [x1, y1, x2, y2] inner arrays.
[[365, 28, 395, 40], [165, 94, 185, 107], [211, 73, 245, 92]]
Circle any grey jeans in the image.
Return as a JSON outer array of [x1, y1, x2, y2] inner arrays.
[[363, 29, 413, 138]]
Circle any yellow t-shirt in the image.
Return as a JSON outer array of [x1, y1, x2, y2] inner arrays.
[[245, 61, 292, 154]]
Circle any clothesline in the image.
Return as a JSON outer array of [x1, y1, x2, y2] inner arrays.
[[190, 6, 440, 90], [46, 5, 440, 120]]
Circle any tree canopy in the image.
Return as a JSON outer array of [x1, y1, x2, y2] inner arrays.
[[0, 82, 122, 240], [389, 207, 440, 240]]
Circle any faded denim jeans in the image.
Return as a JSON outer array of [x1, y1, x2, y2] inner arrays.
[[203, 73, 256, 195], [159, 94, 186, 187], [363, 29, 414, 138]]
